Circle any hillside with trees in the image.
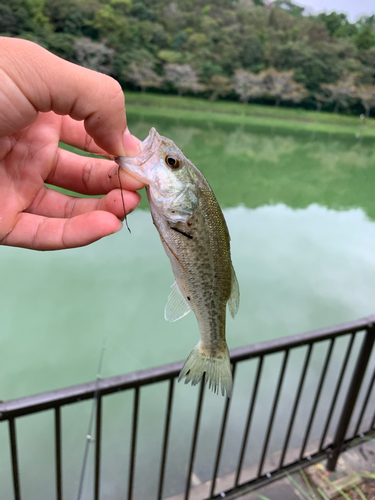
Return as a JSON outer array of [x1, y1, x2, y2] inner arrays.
[[1, 0, 375, 115]]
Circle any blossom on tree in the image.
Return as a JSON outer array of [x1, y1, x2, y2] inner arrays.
[[262, 68, 307, 107], [321, 74, 357, 113], [74, 38, 114, 75], [355, 85, 375, 117], [164, 64, 204, 96], [233, 70, 265, 103], [123, 61, 162, 92]]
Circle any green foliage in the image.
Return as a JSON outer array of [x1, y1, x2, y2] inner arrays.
[[274, 0, 305, 18], [131, 1, 155, 21], [24, 0, 51, 28], [42, 31, 75, 59], [0, 3, 25, 34], [241, 34, 264, 70], [355, 22, 375, 50], [2, 0, 375, 115], [317, 11, 357, 38], [44, 0, 87, 35], [0, 0, 49, 34], [158, 49, 182, 64]]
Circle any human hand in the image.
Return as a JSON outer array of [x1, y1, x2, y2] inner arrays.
[[0, 36, 144, 250]]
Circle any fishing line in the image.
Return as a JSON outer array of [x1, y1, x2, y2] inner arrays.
[[90, 151, 131, 233], [76, 335, 107, 500], [118, 165, 131, 233]]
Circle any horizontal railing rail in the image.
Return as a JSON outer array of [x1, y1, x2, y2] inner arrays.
[[1, 315, 374, 420], [1, 314, 375, 500]]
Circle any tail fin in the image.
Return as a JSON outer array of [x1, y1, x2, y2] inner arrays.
[[178, 343, 233, 397]]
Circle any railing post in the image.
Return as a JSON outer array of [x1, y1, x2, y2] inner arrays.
[[9, 418, 21, 500], [326, 325, 375, 471]]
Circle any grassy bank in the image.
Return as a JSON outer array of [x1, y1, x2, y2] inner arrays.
[[125, 92, 375, 138]]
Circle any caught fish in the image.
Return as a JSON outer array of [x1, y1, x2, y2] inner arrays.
[[116, 128, 239, 397]]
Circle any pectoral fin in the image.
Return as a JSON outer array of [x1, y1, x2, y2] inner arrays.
[[228, 264, 240, 319], [165, 281, 192, 322]]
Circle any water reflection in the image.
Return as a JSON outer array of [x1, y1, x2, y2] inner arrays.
[[225, 128, 298, 163], [130, 115, 375, 219]]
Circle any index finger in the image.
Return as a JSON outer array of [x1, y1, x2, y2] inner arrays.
[[0, 37, 127, 156], [60, 115, 141, 158]]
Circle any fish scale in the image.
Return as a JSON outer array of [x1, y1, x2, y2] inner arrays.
[[116, 127, 239, 397], [161, 188, 231, 355]]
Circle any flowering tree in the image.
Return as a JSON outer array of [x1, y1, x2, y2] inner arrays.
[[74, 38, 114, 74], [164, 64, 204, 96], [123, 61, 162, 92], [233, 70, 265, 103], [355, 85, 375, 117], [321, 74, 357, 113], [262, 68, 307, 107], [207, 75, 231, 101]]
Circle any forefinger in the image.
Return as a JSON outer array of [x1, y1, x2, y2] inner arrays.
[[0, 37, 127, 156], [59, 115, 141, 158]]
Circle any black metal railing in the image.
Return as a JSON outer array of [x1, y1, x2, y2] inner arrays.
[[1, 315, 375, 500]]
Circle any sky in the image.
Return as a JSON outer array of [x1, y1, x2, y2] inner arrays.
[[294, 0, 374, 22]]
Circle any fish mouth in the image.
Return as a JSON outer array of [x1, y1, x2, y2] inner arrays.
[[115, 127, 161, 180], [139, 127, 159, 159]]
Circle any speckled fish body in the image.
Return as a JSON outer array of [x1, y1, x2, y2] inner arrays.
[[116, 128, 239, 397]]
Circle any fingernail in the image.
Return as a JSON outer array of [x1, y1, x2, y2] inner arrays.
[[123, 128, 141, 157], [129, 193, 142, 213], [114, 220, 123, 233]]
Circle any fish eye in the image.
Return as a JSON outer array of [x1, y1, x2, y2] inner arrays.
[[165, 154, 180, 169]]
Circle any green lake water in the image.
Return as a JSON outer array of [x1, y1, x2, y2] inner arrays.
[[1, 112, 375, 499]]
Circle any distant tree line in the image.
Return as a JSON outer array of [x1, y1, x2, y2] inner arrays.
[[1, 0, 375, 115]]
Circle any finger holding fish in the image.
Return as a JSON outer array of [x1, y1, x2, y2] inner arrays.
[[25, 186, 141, 220], [46, 149, 146, 196]]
